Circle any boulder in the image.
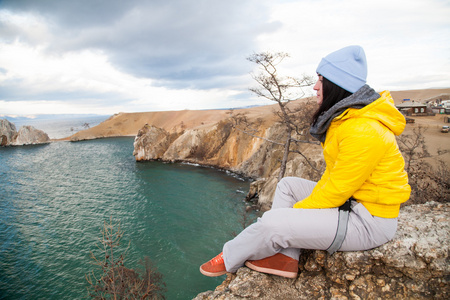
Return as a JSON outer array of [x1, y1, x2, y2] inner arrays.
[[1, 119, 50, 146], [163, 127, 207, 161], [11, 125, 50, 146], [133, 124, 178, 161], [194, 202, 449, 299], [0, 119, 17, 146]]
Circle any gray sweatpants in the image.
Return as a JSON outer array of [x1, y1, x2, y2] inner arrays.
[[223, 177, 397, 272]]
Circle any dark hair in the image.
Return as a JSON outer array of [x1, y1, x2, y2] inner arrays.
[[311, 76, 353, 125]]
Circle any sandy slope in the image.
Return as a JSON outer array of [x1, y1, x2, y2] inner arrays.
[[403, 114, 450, 164], [65, 104, 280, 141]]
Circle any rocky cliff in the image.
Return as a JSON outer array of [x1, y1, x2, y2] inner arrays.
[[0, 119, 17, 146], [194, 202, 449, 299], [12, 125, 50, 146], [0, 119, 50, 146]]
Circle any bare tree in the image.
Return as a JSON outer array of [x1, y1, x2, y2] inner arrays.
[[397, 125, 450, 204], [86, 217, 166, 299], [397, 125, 430, 173], [230, 205, 262, 238], [242, 52, 318, 181]]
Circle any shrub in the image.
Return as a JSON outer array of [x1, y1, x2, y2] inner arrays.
[[397, 125, 449, 204], [86, 218, 166, 299]]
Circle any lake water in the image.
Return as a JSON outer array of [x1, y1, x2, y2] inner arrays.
[[0, 137, 254, 299]]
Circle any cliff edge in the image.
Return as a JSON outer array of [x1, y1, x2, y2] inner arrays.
[[194, 202, 449, 299]]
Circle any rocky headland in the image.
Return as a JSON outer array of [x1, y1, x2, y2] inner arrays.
[[131, 110, 324, 210], [0, 119, 50, 146]]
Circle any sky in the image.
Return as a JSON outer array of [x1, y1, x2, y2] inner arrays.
[[1, 0, 449, 117]]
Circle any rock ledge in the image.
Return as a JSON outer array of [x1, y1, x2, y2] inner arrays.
[[194, 202, 449, 299]]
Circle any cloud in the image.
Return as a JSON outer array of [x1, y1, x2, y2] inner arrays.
[[259, 0, 450, 91], [0, 0, 280, 115], [0, 40, 261, 114], [0, 0, 449, 116], [1, 0, 279, 89]]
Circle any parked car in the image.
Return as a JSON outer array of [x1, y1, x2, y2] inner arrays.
[[441, 126, 449, 133]]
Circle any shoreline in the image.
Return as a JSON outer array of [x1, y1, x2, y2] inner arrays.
[[52, 134, 137, 142]]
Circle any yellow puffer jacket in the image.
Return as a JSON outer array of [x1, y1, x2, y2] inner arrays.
[[294, 91, 411, 218]]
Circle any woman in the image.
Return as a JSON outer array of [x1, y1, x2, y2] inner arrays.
[[200, 45, 411, 278]]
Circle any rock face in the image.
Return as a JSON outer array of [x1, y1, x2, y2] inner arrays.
[[133, 124, 181, 160], [0, 119, 50, 146], [0, 119, 17, 146], [194, 202, 449, 300], [12, 126, 50, 146]]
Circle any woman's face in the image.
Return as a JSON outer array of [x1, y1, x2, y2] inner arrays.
[[313, 75, 323, 105]]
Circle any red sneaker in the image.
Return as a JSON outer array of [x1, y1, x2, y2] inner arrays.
[[200, 252, 227, 277], [245, 253, 298, 278]]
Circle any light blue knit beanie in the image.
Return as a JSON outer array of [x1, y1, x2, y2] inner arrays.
[[316, 45, 367, 93]]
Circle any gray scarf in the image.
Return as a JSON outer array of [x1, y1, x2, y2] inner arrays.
[[310, 85, 380, 143]]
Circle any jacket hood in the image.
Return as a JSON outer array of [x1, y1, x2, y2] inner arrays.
[[337, 90, 406, 136], [311, 84, 380, 143]]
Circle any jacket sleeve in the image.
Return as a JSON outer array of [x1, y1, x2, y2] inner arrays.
[[293, 120, 387, 209]]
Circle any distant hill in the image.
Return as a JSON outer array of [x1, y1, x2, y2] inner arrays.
[[389, 88, 450, 104], [1, 114, 109, 122]]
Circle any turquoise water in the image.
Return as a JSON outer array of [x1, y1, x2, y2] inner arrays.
[[0, 137, 253, 299]]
